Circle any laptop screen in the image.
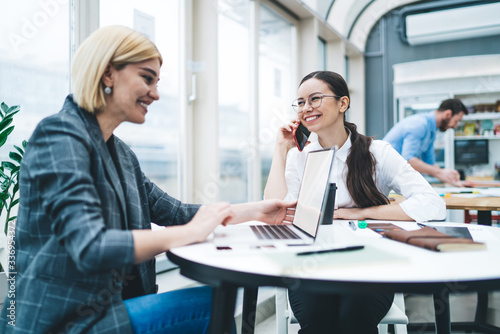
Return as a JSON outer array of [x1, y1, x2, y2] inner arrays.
[[292, 148, 335, 237]]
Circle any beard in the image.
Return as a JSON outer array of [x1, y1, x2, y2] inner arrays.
[[438, 117, 450, 132]]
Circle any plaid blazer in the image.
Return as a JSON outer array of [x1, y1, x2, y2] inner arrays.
[[0, 95, 200, 333]]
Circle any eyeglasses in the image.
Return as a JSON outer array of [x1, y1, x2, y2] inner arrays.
[[291, 93, 341, 113]]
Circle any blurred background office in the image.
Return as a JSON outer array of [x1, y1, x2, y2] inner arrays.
[[2, 1, 500, 332], [1, 0, 499, 206]]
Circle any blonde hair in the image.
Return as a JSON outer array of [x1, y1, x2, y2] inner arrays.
[[72, 25, 163, 113]]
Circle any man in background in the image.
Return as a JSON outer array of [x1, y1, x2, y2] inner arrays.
[[384, 98, 469, 187]]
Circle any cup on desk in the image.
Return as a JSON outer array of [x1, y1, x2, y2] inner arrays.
[[495, 163, 500, 181]]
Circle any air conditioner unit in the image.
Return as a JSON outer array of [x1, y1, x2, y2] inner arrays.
[[403, 2, 500, 45]]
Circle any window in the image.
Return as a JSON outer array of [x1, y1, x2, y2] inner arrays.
[[259, 4, 295, 195], [318, 37, 326, 70], [218, 0, 252, 203], [0, 0, 70, 159], [99, 0, 182, 196]]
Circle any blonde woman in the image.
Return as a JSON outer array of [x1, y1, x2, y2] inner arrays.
[[1, 26, 294, 334]]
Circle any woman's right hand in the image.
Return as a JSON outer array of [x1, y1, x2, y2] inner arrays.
[[277, 119, 300, 151], [186, 203, 234, 243]]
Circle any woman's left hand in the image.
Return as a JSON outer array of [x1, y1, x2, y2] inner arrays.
[[255, 199, 296, 225]]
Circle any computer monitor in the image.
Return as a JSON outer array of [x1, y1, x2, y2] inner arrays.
[[454, 139, 489, 165]]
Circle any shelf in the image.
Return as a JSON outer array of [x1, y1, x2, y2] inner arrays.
[[455, 136, 500, 140], [462, 112, 500, 121]]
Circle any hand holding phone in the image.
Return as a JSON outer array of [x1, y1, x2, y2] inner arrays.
[[292, 122, 311, 152]]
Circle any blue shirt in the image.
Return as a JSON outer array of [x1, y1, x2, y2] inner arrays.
[[383, 111, 437, 165]]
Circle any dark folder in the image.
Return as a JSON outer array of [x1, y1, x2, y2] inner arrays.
[[383, 226, 486, 252]]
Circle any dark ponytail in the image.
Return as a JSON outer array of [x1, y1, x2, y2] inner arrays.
[[344, 122, 389, 207], [300, 71, 389, 208]]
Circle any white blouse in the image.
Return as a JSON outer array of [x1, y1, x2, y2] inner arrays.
[[283, 136, 446, 223]]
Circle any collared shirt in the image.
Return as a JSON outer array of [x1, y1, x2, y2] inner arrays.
[[283, 135, 446, 222], [383, 111, 437, 165]]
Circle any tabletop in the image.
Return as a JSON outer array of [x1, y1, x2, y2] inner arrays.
[[167, 221, 500, 334], [435, 186, 500, 210], [441, 196, 500, 211], [391, 187, 500, 212], [168, 221, 500, 294]]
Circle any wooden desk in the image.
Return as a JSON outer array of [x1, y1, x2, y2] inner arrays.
[[391, 193, 500, 225], [168, 222, 500, 334], [439, 190, 500, 226], [443, 196, 500, 214]]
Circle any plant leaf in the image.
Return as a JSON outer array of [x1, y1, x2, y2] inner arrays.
[[0, 117, 13, 132], [0, 102, 7, 115], [6, 105, 20, 115], [0, 126, 15, 147], [9, 198, 19, 209], [13, 145, 24, 155], [2, 161, 16, 170], [0, 102, 25, 231], [9, 152, 22, 163]]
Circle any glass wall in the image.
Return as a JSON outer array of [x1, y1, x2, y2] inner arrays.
[[100, 0, 181, 196], [258, 4, 295, 194], [318, 37, 326, 70], [0, 0, 70, 160], [0, 0, 309, 206], [218, 0, 252, 203]]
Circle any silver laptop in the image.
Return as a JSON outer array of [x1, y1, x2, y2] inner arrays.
[[211, 147, 336, 248]]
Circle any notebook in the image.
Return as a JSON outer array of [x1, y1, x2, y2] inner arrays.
[[210, 147, 336, 248]]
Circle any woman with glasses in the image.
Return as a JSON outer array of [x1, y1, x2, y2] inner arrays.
[[264, 71, 445, 334]]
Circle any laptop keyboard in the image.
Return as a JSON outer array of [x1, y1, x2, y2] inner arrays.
[[250, 225, 301, 240]]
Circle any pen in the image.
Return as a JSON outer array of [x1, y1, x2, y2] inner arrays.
[[297, 245, 364, 256], [440, 191, 479, 196], [348, 221, 357, 231]]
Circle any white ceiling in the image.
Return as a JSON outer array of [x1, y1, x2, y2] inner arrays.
[[277, 0, 500, 53]]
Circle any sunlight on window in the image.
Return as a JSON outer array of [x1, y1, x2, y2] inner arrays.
[[259, 4, 295, 194], [100, 0, 181, 196], [218, 0, 251, 203], [0, 0, 70, 159]]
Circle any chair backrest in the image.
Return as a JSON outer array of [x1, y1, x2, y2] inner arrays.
[[274, 288, 408, 334]]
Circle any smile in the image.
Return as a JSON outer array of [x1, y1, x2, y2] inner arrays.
[[305, 115, 320, 122]]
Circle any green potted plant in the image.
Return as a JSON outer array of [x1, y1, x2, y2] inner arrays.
[[0, 102, 27, 307]]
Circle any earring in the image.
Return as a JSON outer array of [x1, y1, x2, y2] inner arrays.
[[104, 86, 112, 95]]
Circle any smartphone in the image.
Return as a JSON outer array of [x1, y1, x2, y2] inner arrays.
[[293, 122, 311, 152]]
